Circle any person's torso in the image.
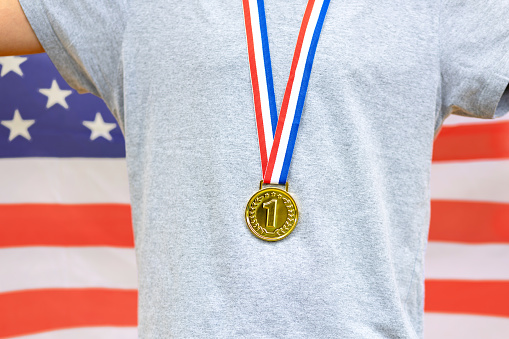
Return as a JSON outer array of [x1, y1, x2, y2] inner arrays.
[[121, 1, 438, 337]]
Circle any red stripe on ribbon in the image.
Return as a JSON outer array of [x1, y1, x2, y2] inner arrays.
[[430, 200, 509, 243], [263, 0, 316, 183], [0, 204, 134, 247], [0, 289, 137, 338], [433, 121, 509, 162], [242, 0, 269, 173], [425, 280, 509, 318]]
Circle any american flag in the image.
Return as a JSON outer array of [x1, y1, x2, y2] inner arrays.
[[0, 54, 507, 338], [0, 54, 137, 339], [425, 112, 509, 337]]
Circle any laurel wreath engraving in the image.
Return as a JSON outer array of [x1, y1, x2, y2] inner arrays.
[[248, 192, 296, 237]]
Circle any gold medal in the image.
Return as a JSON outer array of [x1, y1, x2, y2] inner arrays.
[[242, 0, 329, 240], [245, 181, 298, 241]]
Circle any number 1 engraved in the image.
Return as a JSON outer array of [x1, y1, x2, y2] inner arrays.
[[263, 199, 277, 232]]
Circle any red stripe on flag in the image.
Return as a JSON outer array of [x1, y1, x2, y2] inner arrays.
[[425, 280, 509, 317], [433, 121, 509, 162], [0, 204, 134, 247], [0, 288, 137, 338], [430, 200, 509, 243]]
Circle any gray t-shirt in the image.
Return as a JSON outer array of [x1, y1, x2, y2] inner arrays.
[[19, 1, 509, 338]]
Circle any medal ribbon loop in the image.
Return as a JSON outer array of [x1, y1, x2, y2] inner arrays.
[[242, 0, 331, 184]]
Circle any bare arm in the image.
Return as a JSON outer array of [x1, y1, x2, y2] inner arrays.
[[0, 0, 44, 56]]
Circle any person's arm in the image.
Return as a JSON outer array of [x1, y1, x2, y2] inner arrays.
[[0, 0, 43, 56]]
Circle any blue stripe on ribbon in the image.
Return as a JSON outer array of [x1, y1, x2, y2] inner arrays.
[[279, 0, 331, 183], [257, 0, 278, 136], [279, 121, 299, 184]]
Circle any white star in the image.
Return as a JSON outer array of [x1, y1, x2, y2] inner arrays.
[[39, 80, 73, 109], [1, 110, 35, 141], [0, 56, 28, 77], [82, 112, 117, 141]]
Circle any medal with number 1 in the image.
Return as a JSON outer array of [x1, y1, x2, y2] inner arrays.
[[242, 0, 330, 241]]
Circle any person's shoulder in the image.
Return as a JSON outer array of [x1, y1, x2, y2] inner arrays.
[[439, 0, 509, 120]]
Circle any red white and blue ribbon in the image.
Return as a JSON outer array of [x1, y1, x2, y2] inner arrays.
[[242, 0, 331, 184]]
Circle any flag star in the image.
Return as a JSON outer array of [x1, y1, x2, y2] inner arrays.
[[39, 80, 73, 109], [1, 110, 35, 141], [0, 56, 28, 77], [82, 112, 117, 141]]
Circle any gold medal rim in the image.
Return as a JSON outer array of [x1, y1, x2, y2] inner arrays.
[[245, 187, 299, 242]]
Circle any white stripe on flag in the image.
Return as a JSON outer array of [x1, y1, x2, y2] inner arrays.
[[424, 313, 509, 339], [13, 327, 138, 339], [430, 159, 509, 203], [443, 113, 509, 126], [425, 242, 509, 280], [0, 247, 137, 293], [0, 158, 130, 203], [270, 0, 324, 183]]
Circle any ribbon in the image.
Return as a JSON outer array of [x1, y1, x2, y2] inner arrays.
[[242, 0, 331, 184]]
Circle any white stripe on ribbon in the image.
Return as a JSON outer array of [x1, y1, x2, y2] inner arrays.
[[424, 313, 509, 339], [248, 0, 273, 157], [13, 327, 138, 339], [0, 247, 137, 293], [270, 0, 324, 183], [0, 158, 130, 203], [425, 242, 509, 280], [430, 159, 509, 203]]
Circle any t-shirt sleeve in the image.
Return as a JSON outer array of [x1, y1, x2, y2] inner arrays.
[[440, 0, 509, 120], [18, 0, 128, 126]]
